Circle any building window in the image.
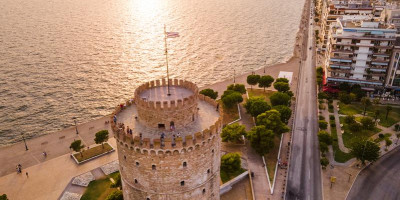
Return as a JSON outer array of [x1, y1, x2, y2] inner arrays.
[[183, 162, 187, 167], [135, 179, 138, 184], [152, 165, 156, 170], [180, 181, 185, 186], [136, 162, 140, 166], [203, 189, 206, 194]]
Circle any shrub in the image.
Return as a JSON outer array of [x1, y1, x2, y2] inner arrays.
[[320, 157, 329, 169], [221, 123, 247, 143], [272, 105, 292, 124], [319, 120, 328, 130], [329, 115, 335, 120], [349, 123, 362, 132], [319, 115, 325, 120], [0, 194, 8, 200], [361, 117, 375, 130], [111, 173, 122, 188], [344, 115, 356, 124], [221, 152, 242, 173], [318, 130, 333, 145], [378, 134, 384, 139], [200, 88, 218, 99], [275, 78, 289, 83], [330, 123, 336, 127], [227, 84, 246, 94], [328, 104, 334, 110], [318, 92, 328, 100], [221, 90, 243, 108], [106, 190, 123, 200], [319, 142, 329, 153]]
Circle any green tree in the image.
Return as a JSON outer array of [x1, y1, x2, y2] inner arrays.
[[350, 140, 380, 164], [374, 110, 380, 123], [318, 130, 332, 145], [247, 74, 260, 90], [351, 84, 366, 101], [95, 130, 109, 148], [318, 92, 328, 100], [200, 88, 218, 99], [373, 98, 380, 105], [385, 105, 393, 120], [349, 122, 362, 132], [221, 152, 242, 173], [273, 82, 290, 93], [316, 67, 323, 77], [361, 117, 375, 130], [318, 120, 328, 130], [270, 92, 291, 106], [339, 82, 351, 93], [258, 75, 275, 91], [256, 110, 290, 134], [221, 123, 247, 143], [275, 77, 289, 83], [272, 105, 292, 123], [339, 92, 355, 104], [106, 190, 123, 200], [247, 125, 275, 155], [227, 84, 246, 94], [221, 90, 243, 108], [70, 140, 85, 157], [361, 97, 371, 116], [244, 97, 271, 117], [316, 78, 323, 89], [0, 194, 8, 200]]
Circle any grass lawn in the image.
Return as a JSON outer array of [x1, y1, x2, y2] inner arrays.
[[220, 168, 246, 183], [338, 102, 400, 127], [80, 173, 120, 200], [221, 105, 239, 125], [339, 117, 381, 148], [73, 143, 113, 162], [264, 136, 281, 183], [329, 117, 353, 163], [247, 89, 276, 104]]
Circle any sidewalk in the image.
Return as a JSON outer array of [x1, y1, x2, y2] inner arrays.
[[0, 139, 118, 200], [0, 116, 113, 177], [333, 100, 350, 153]]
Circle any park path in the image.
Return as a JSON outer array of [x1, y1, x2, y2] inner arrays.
[[238, 104, 271, 200], [333, 100, 350, 153]]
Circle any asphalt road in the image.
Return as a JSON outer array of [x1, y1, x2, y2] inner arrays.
[[347, 146, 400, 200], [285, 1, 322, 199]]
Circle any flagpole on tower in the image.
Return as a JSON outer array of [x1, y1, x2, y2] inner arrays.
[[164, 24, 171, 96]]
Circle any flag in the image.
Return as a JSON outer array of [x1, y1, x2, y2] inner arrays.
[[166, 32, 180, 38]]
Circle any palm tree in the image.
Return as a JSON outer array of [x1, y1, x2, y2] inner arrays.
[[385, 105, 392, 120]]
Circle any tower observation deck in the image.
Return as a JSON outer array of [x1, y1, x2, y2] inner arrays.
[[111, 78, 222, 200]]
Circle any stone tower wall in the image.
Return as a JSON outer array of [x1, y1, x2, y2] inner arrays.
[[134, 79, 199, 129], [114, 118, 222, 200]]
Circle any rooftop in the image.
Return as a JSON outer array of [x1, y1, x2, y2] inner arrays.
[[116, 99, 219, 140], [139, 86, 194, 102]]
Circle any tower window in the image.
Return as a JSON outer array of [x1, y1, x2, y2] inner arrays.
[[124, 155, 126, 160], [152, 165, 156, 170], [203, 189, 206, 194], [136, 162, 140, 166], [183, 162, 187, 167], [207, 169, 210, 174], [147, 198, 150, 200], [211, 149, 214, 153], [180, 181, 185, 186], [135, 179, 138, 184], [158, 124, 165, 129]]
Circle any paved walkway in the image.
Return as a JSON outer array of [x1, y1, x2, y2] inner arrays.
[[0, 116, 113, 177], [0, 139, 118, 200], [333, 100, 350, 153], [238, 104, 270, 200]]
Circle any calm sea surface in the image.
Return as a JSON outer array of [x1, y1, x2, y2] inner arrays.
[[0, 0, 305, 146]]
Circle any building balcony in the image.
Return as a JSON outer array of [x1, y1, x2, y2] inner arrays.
[[328, 68, 352, 73], [371, 61, 389, 66], [354, 50, 373, 54], [335, 35, 396, 41], [356, 43, 374, 47], [330, 58, 353, 63], [329, 62, 352, 68], [327, 76, 384, 86], [332, 49, 353, 54]]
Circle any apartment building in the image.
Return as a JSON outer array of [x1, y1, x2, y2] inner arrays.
[[386, 38, 400, 96], [326, 18, 397, 91]]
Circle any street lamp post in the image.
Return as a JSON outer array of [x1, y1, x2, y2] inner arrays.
[[233, 69, 236, 83], [73, 117, 79, 135], [21, 133, 28, 151]]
